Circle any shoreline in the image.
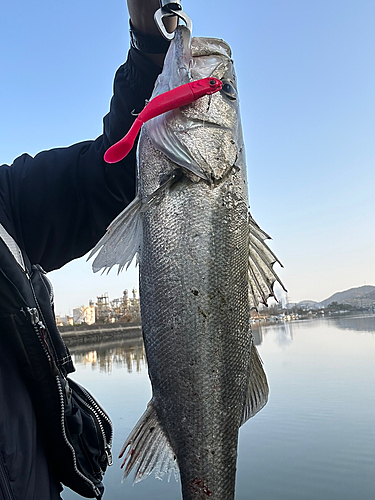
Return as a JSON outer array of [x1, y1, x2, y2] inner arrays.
[[60, 311, 374, 347], [60, 322, 142, 346]]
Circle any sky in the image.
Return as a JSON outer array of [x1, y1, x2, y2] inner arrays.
[[1, 0, 374, 315]]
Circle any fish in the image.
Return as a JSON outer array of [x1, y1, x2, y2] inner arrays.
[[90, 26, 285, 500]]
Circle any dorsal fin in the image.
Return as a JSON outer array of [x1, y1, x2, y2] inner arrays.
[[248, 214, 287, 310]]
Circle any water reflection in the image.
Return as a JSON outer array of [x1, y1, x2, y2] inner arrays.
[[253, 320, 294, 347], [68, 321, 294, 375], [330, 314, 375, 333], [251, 324, 263, 345], [70, 338, 146, 374], [273, 320, 294, 347], [62, 317, 375, 500], [253, 314, 375, 349], [68, 314, 375, 377]]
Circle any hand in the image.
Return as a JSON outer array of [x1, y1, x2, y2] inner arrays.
[[126, 0, 178, 66], [127, 0, 178, 37]]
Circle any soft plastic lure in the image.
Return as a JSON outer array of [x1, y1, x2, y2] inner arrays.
[[104, 77, 222, 164]]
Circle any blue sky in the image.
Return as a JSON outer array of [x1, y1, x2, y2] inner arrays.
[[1, 0, 374, 314]]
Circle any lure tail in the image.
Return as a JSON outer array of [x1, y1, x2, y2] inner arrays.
[[104, 77, 222, 163]]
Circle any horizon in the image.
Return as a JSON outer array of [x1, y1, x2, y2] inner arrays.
[[294, 283, 375, 304], [54, 282, 375, 317]]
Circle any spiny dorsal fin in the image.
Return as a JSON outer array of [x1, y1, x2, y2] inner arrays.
[[119, 401, 179, 484], [241, 339, 269, 425], [248, 214, 286, 310]]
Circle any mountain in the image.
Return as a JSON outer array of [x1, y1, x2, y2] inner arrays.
[[297, 285, 375, 309], [297, 300, 320, 309], [362, 290, 375, 301], [320, 286, 375, 307]]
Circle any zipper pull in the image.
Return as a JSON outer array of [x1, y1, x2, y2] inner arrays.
[[33, 311, 60, 376], [105, 446, 113, 467], [26, 307, 39, 325], [64, 379, 72, 403]]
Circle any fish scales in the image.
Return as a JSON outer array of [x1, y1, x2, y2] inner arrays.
[[91, 26, 284, 500], [139, 135, 250, 499]]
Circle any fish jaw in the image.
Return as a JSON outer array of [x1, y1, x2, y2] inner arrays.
[[151, 25, 192, 98]]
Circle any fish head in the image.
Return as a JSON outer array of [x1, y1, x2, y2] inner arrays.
[[145, 27, 246, 183]]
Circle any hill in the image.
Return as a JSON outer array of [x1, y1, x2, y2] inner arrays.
[[297, 285, 375, 309], [320, 285, 375, 307], [297, 300, 320, 309]]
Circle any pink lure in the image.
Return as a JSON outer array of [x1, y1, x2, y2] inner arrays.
[[104, 77, 223, 164]]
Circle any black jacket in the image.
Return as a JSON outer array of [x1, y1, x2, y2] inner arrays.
[[0, 48, 161, 500]]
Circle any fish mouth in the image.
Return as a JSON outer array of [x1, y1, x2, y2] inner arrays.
[[154, 26, 192, 94]]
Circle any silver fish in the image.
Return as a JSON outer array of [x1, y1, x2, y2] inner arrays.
[[90, 26, 285, 500]]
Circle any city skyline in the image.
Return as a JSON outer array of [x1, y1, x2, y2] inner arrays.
[[55, 280, 375, 318], [2, 1, 374, 315]]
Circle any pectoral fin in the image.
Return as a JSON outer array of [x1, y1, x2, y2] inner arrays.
[[89, 194, 143, 274], [241, 339, 269, 425], [119, 401, 179, 483], [89, 172, 181, 274], [248, 214, 287, 310]]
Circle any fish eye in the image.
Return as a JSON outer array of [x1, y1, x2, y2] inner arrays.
[[221, 82, 237, 100]]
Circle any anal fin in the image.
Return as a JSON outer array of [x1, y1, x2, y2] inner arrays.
[[241, 339, 269, 425], [119, 401, 179, 484]]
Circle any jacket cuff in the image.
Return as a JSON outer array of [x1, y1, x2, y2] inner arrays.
[[129, 21, 171, 54], [128, 47, 163, 85]]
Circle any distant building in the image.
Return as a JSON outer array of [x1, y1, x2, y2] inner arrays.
[[123, 290, 130, 309], [73, 305, 96, 325], [286, 302, 297, 310], [69, 290, 141, 325], [297, 301, 321, 311], [96, 293, 111, 322], [56, 315, 73, 326]]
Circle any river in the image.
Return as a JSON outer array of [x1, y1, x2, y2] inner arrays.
[[62, 315, 375, 499]]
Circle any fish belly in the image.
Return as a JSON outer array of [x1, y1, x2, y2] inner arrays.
[[139, 157, 251, 499]]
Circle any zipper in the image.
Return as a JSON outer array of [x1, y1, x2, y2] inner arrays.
[[0, 229, 102, 497], [26, 312, 100, 496], [78, 385, 114, 452], [72, 386, 113, 468], [21, 293, 101, 496], [55, 376, 101, 498], [21, 306, 56, 373], [73, 393, 111, 470], [33, 265, 54, 305], [0, 452, 15, 500], [26, 273, 59, 361]]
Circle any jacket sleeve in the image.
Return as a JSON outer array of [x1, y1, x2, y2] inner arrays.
[[0, 49, 161, 272]]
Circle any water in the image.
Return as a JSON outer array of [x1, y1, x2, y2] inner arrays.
[[62, 315, 375, 499]]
